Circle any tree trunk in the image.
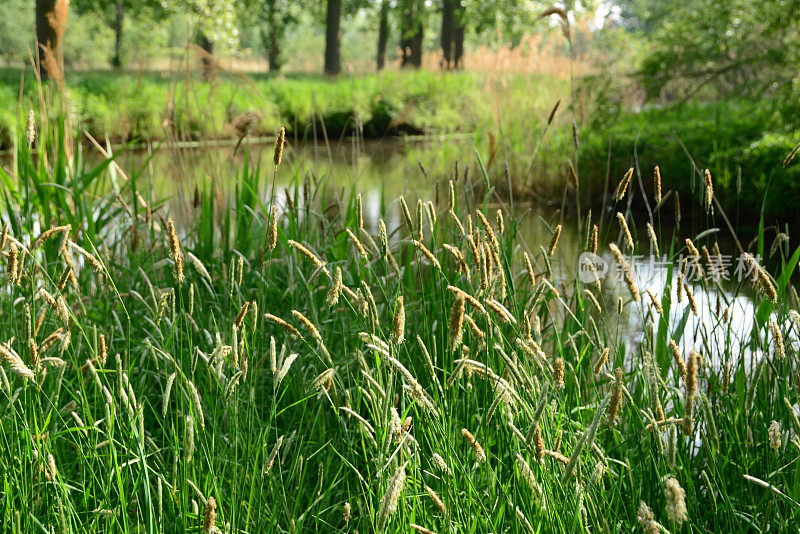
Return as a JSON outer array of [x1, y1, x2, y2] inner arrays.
[[440, 0, 455, 69], [36, 0, 70, 82], [376, 0, 389, 71], [400, 0, 423, 69], [199, 34, 214, 79], [453, 2, 465, 70], [112, 1, 124, 68], [268, 29, 280, 71], [266, 3, 281, 71], [324, 0, 342, 76]]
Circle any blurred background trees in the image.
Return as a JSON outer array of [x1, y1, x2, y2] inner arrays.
[[2, 0, 798, 118]]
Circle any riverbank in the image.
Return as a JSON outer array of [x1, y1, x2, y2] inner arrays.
[[0, 67, 569, 147]]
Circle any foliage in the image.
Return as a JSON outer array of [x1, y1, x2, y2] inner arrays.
[[619, 0, 800, 116], [2, 106, 800, 533]]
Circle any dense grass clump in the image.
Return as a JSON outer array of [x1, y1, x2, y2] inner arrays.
[[1, 111, 800, 533]]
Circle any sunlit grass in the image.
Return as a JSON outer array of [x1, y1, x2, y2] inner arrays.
[[1, 103, 799, 533]]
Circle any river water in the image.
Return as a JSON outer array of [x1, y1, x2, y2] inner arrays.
[[2, 137, 783, 364]]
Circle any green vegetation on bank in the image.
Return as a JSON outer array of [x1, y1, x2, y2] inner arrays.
[[1, 107, 800, 533], [0, 68, 568, 148]]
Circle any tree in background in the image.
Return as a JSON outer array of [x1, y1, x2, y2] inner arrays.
[[618, 0, 800, 109], [171, 0, 239, 78], [324, 0, 342, 75], [440, 0, 464, 69], [71, 0, 166, 68], [398, 0, 424, 68], [257, 0, 299, 72], [36, 0, 70, 81], [376, 0, 390, 70]]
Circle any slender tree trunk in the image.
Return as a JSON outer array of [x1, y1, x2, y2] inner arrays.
[[440, 0, 455, 69], [199, 34, 214, 79], [453, 2, 465, 69], [324, 0, 341, 76], [268, 29, 280, 71], [400, 0, 424, 69], [376, 0, 389, 71], [266, 3, 280, 71], [36, 0, 70, 81], [112, 1, 124, 68]]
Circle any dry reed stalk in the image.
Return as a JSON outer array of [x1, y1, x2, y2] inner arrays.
[[703, 169, 714, 211], [264, 435, 285, 474], [425, 485, 446, 514], [31, 225, 70, 250], [291, 310, 322, 343], [664, 477, 687, 526], [345, 228, 369, 260], [187, 379, 205, 429], [391, 295, 405, 345], [646, 223, 659, 256], [485, 298, 516, 324], [461, 428, 487, 462], [608, 243, 639, 302], [448, 294, 466, 349], [637, 502, 662, 534], [607, 368, 624, 424], [769, 420, 781, 454], [589, 224, 599, 254], [377, 463, 407, 530], [654, 166, 662, 204], [614, 168, 634, 201], [431, 453, 452, 475], [275, 353, 298, 388], [287, 240, 327, 272], [616, 212, 634, 253], [327, 267, 342, 307], [273, 125, 285, 167], [0, 342, 35, 381], [548, 224, 562, 256], [202, 497, 217, 533], [594, 347, 610, 374], [645, 290, 663, 315], [399, 196, 414, 235], [553, 357, 564, 388], [770, 318, 786, 359], [412, 240, 441, 270], [166, 218, 184, 284], [5, 242, 18, 284], [684, 284, 698, 317], [669, 339, 687, 381]]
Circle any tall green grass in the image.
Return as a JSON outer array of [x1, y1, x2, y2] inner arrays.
[[1, 105, 799, 534]]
